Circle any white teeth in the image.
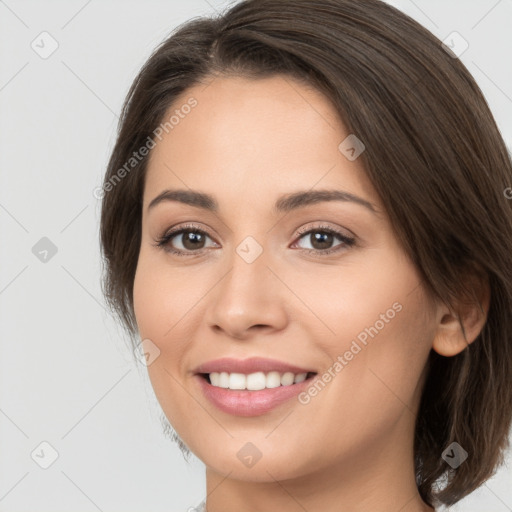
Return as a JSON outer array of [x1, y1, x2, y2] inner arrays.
[[265, 371, 282, 388], [207, 371, 311, 390], [229, 373, 246, 390], [281, 372, 295, 386], [246, 372, 266, 390], [218, 372, 229, 388], [294, 373, 307, 383]]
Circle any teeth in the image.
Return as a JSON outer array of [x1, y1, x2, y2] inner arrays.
[[208, 371, 310, 390]]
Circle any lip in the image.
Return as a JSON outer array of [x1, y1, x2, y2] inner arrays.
[[195, 372, 317, 417], [192, 356, 315, 375]]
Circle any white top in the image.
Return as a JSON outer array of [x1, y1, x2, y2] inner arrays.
[[188, 500, 206, 512]]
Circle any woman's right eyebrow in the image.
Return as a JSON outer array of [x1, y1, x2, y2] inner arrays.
[[148, 188, 218, 212], [147, 188, 379, 217]]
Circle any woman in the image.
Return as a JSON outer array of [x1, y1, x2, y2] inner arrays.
[[99, 0, 512, 510]]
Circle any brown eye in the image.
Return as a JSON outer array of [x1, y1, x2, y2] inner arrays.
[[176, 230, 207, 250], [155, 226, 217, 256], [306, 231, 335, 250], [293, 227, 356, 255]]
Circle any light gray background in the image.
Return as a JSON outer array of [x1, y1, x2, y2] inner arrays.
[[0, 1, 511, 511]]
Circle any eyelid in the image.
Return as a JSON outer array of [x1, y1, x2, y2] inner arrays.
[[155, 221, 356, 256], [294, 221, 355, 239], [162, 222, 217, 240], [160, 221, 352, 243], [160, 223, 219, 247]]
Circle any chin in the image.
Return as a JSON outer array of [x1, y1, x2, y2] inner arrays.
[[200, 443, 312, 482]]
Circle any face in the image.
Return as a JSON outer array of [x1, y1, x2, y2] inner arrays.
[[133, 74, 437, 482]]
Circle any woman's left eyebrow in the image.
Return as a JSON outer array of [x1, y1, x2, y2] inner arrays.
[[273, 189, 379, 216], [147, 188, 379, 216]]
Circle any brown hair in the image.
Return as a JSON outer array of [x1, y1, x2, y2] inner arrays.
[[99, 0, 512, 506]]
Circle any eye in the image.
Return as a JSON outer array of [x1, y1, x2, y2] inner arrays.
[[292, 225, 355, 255], [154, 224, 217, 256], [154, 223, 356, 257]]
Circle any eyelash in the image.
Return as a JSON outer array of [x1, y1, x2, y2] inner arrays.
[[153, 223, 356, 257]]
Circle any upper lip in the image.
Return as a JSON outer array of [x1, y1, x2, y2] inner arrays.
[[193, 357, 316, 375]]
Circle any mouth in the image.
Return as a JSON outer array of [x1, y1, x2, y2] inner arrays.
[[195, 370, 319, 416], [197, 371, 318, 389]]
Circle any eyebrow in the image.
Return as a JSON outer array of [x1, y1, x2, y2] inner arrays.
[[147, 188, 379, 215]]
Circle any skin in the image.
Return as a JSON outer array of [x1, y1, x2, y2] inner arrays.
[[133, 74, 489, 512]]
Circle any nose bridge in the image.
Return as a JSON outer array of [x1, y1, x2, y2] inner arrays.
[[219, 237, 273, 310], [206, 234, 288, 337]]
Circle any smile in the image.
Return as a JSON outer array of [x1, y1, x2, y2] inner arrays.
[[195, 372, 318, 416]]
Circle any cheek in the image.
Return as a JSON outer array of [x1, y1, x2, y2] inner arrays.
[[133, 249, 191, 340], [300, 251, 434, 408], [133, 250, 205, 372], [133, 259, 199, 431], [286, 249, 416, 345]]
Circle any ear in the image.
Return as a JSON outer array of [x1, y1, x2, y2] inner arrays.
[[432, 271, 491, 357]]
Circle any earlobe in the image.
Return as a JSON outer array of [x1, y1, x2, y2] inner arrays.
[[431, 273, 490, 357]]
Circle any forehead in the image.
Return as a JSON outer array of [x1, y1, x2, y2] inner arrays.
[[143, 75, 379, 212]]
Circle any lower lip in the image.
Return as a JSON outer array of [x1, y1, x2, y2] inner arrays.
[[195, 374, 316, 417]]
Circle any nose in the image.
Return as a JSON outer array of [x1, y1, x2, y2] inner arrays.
[[205, 245, 288, 340]]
